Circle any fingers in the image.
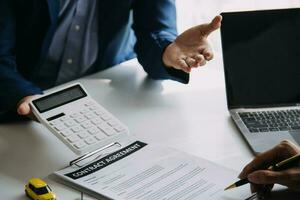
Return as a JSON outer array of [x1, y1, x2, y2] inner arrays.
[[202, 48, 214, 61], [173, 55, 208, 73], [185, 57, 198, 68], [239, 151, 278, 179], [250, 183, 273, 198], [175, 53, 211, 72], [196, 40, 214, 61], [193, 54, 207, 66], [17, 95, 41, 122], [257, 185, 273, 198], [239, 141, 300, 192], [247, 167, 300, 189], [177, 59, 191, 73], [239, 140, 297, 179], [17, 98, 32, 115], [248, 170, 287, 185], [201, 15, 222, 37], [182, 55, 207, 70]]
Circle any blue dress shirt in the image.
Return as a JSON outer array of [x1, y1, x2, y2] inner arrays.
[[0, 0, 189, 121], [43, 0, 99, 84]]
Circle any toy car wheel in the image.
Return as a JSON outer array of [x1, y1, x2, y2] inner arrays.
[[25, 190, 33, 200]]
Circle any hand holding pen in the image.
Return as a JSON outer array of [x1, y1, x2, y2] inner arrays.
[[226, 140, 300, 195]]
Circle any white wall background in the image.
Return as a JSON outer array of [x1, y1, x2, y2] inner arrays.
[[176, 0, 300, 32], [175, 0, 300, 60]]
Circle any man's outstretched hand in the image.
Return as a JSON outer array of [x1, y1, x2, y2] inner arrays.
[[162, 15, 222, 73]]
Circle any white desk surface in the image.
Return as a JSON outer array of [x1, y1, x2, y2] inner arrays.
[[2, 2, 300, 198]]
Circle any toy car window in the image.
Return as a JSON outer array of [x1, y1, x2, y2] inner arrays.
[[35, 186, 50, 195], [28, 184, 35, 191]]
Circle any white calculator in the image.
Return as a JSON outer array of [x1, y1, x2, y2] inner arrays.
[[30, 83, 129, 155]]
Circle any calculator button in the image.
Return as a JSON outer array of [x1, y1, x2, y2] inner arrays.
[[54, 123, 67, 131], [80, 109, 90, 114], [89, 105, 98, 110], [107, 119, 118, 127], [75, 116, 87, 123], [88, 127, 100, 135], [60, 129, 73, 137], [99, 124, 116, 136], [73, 141, 86, 149], [105, 129, 116, 136], [85, 137, 96, 145], [81, 121, 93, 129], [91, 118, 103, 125], [64, 120, 76, 127], [50, 119, 62, 126], [85, 113, 97, 119], [101, 114, 111, 121], [67, 135, 80, 143], [71, 126, 83, 132], [94, 110, 105, 116], [70, 113, 80, 118], [95, 132, 107, 141], [114, 125, 126, 132], [84, 101, 94, 107], [77, 131, 89, 139], [60, 116, 69, 122]]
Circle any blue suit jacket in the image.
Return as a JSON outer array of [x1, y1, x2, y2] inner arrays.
[[0, 0, 189, 121]]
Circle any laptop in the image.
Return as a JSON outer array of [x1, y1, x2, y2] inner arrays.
[[220, 8, 300, 153]]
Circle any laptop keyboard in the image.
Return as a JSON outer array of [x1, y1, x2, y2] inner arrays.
[[238, 109, 300, 133]]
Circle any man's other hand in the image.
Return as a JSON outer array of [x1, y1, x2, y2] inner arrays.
[[239, 140, 300, 195], [162, 15, 222, 73]]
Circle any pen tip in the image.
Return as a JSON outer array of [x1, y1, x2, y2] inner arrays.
[[224, 184, 236, 191]]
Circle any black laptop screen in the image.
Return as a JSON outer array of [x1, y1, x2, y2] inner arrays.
[[221, 8, 300, 109]]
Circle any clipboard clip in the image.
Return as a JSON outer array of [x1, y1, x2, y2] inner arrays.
[[69, 142, 122, 167]]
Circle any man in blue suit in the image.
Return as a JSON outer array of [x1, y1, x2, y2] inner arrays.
[[0, 0, 221, 121]]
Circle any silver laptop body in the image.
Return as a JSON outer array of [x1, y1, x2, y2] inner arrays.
[[221, 8, 300, 153]]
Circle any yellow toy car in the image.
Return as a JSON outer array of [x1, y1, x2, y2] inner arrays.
[[25, 178, 56, 200]]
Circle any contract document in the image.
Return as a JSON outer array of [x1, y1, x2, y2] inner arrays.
[[53, 140, 253, 200]]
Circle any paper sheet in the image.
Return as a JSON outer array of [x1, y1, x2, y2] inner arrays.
[[54, 141, 253, 200]]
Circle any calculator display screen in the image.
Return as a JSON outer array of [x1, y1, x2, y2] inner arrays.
[[33, 85, 87, 113]]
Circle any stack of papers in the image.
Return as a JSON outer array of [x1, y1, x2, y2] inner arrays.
[[53, 140, 253, 200]]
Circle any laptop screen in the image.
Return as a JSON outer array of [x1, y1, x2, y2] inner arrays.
[[221, 8, 300, 109]]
